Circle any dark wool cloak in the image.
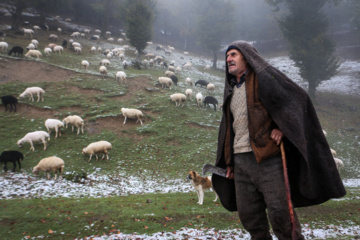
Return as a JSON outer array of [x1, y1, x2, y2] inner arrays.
[[212, 41, 346, 211]]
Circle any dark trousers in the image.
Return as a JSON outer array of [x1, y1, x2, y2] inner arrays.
[[234, 152, 304, 240]]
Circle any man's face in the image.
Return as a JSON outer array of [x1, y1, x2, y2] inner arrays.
[[226, 49, 247, 78]]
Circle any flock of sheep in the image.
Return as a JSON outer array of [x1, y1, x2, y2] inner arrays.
[[0, 19, 222, 181]]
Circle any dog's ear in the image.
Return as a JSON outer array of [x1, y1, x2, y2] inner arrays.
[[192, 171, 196, 176]]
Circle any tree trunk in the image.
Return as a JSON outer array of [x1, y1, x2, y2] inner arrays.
[[212, 50, 217, 69]]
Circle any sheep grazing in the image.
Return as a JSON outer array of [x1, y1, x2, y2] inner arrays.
[[121, 108, 144, 125], [17, 131, 50, 151], [8, 46, 24, 57], [165, 70, 175, 77], [333, 157, 344, 172], [0, 150, 23, 172], [196, 93, 203, 108], [185, 77, 193, 86], [207, 83, 215, 93], [99, 66, 108, 78], [31, 39, 39, 48], [115, 71, 127, 83], [185, 89, 193, 100], [22, 28, 34, 38], [44, 47, 52, 56], [62, 115, 84, 135], [26, 43, 36, 50], [81, 60, 90, 70], [24, 49, 42, 58], [33, 156, 64, 180], [90, 46, 96, 53], [53, 45, 63, 54], [45, 119, 64, 139], [49, 34, 58, 41], [195, 80, 210, 88], [203, 96, 218, 111], [183, 62, 192, 70], [19, 87, 45, 102], [1, 95, 18, 112], [158, 77, 173, 90], [100, 59, 110, 66], [170, 75, 178, 86], [170, 93, 187, 107], [82, 141, 112, 162]]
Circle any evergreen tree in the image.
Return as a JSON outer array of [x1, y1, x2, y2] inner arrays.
[[125, 0, 154, 57], [195, 0, 234, 69], [269, 0, 340, 99]]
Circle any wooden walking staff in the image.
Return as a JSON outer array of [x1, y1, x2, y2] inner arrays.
[[280, 141, 297, 240]]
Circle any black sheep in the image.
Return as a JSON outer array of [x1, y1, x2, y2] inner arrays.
[[62, 39, 67, 48], [203, 96, 218, 111], [8, 46, 24, 57], [0, 151, 24, 172], [1, 95, 18, 112], [195, 80, 209, 88], [170, 75, 178, 85]]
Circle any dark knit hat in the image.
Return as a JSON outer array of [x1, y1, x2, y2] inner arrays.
[[225, 45, 242, 55]]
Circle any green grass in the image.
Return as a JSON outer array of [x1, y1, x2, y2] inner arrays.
[[0, 30, 359, 239]]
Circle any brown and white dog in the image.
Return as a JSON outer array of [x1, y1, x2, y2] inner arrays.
[[186, 171, 218, 205]]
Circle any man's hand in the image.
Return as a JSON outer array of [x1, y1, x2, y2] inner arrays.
[[270, 128, 283, 145], [226, 166, 234, 179]]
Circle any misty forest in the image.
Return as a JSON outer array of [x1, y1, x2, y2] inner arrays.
[[0, 0, 359, 239]]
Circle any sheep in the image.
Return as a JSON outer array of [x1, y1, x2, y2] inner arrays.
[[22, 28, 34, 38], [19, 87, 45, 102], [99, 66, 108, 78], [203, 96, 218, 111], [33, 156, 64, 180], [24, 49, 42, 58], [44, 47, 52, 56], [1, 95, 18, 112], [115, 71, 127, 83], [158, 77, 173, 90], [0, 41, 9, 52], [74, 46, 82, 54], [195, 80, 210, 88], [185, 77, 193, 86], [185, 89, 193, 100], [17, 131, 50, 151], [31, 39, 39, 48], [8, 46, 24, 57], [196, 92, 203, 108], [170, 93, 187, 107], [121, 108, 144, 125], [90, 46, 96, 53], [26, 43, 36, 50], [168, 65, 175, 72], [82, 141, 112, 162], [45, 119, 64, 139], [53, 45, 63, 54], [333, 157, 344, 172], [57, 27, 62, 33], [183, 62, 192, 70], [49, 34, 58, 41], [62, 115, 84, 135], [207, 83, 215, 93], [81, 60, 90, 70], [70, 31, 80, 38], [62, 39, 67, 48], [46, 43, 57, 50], [170, 75, 178, 86], [33, 25, 41, 31], [0, 151, 23, 172], [100, 59, 110, 66]]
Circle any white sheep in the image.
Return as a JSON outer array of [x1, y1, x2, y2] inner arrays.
[[62, 115, 84, 135], [33, 156, 64, 180], [82, 141, 112, 162], [25, 49, 42, 58], [333, 157, 344, 172], [44, 47, 52, 56], [170, 93, 187, 107], [53, 45, 63, 54], [121, 108, 144, 125], [45, 119, 64, 139], [57, 27, 62, 33], [185, 89, 193, 100], [26, 43, 36, 50], [90, 46, 96, 53], [168, 65, 175, 72], [100, 59, 110, 66], [70, 31, 80, 38], [158, 77, 173, 90], [33, 25, 41, 31], [22, 28, 34, 38], [99, 66, 108, 78], [207, 83, 215, 93], [115, 71, 127, 83], [196, 92, 203, 108], [0, 41, 8, 53], [17, 131, 50, 151], [185, 77, 193, 86], [19, 87, 45, 102], [31, 39, 39, 48], [165, 70, 175, 77], [49, 34, 58, 41], [183, 62, 192, 70], [74, 46, 82, 54], [81, 60, 90, 70]]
